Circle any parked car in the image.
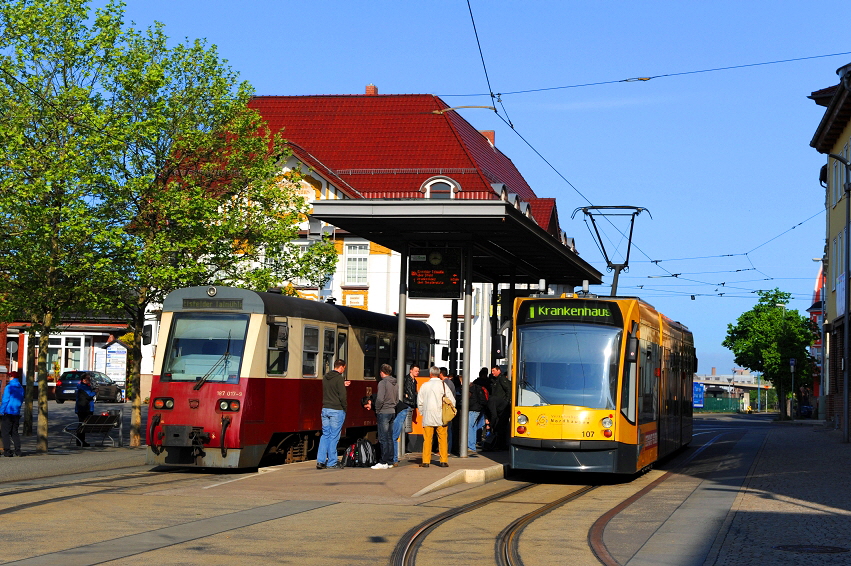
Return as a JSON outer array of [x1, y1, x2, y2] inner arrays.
[[54, 371, 124, 404]]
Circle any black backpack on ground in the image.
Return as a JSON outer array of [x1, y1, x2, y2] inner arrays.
[[341, 442, 358, 467], [355, 438, 377, 467]]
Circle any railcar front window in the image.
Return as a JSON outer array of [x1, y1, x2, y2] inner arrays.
[[162, 313, 249, 383], [517, 323, 621, 409]]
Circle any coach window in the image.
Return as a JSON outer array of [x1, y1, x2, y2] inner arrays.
[[364, 333, 377, 378], [323, 328, 335, 375], [303, 326, 320, 377], [267, 319, 289, 375], [337, 331, 347, 375], [378, 336, 392, 370]]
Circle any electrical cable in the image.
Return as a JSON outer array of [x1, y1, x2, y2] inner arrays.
[[440, 50, 851, 98]]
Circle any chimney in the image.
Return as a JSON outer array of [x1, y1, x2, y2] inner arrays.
[[711, 367, 716, 376], [365, 84, 378, 96], [480, 130, 495, 146]]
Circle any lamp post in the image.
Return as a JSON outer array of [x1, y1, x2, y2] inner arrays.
[[828, 152, 851, 443]]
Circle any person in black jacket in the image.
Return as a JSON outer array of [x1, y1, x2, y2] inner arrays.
[[485, 366, 511, 450], [467, 368, 490, 453], [317, 359, 349, 469]]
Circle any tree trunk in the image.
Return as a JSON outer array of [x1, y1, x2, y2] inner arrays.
[[23, 327, 37, 436], [36, 313, 53, 453], [129, 293, 146, 447]]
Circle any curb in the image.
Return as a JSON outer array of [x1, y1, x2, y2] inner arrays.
[[412, 463, 507, 497]]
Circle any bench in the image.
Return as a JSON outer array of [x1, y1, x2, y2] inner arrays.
[[62, 414, 121, 447]]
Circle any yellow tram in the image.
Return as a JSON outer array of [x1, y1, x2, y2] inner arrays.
[[509, 295, 696, 474]]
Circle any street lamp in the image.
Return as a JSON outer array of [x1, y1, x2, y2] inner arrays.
[[828, 152, 851, 443]]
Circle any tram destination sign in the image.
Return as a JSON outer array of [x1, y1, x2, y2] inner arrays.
[[182, 298, 243, 310], [408, 247, 463, 299], [518, 300, 621, 326]]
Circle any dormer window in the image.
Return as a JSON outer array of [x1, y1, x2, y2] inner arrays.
[[420, 176, 460, 199]]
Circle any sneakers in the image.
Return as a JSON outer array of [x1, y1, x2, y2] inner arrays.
[[371, 462, 390, 469], [316, 462, 327, 470]]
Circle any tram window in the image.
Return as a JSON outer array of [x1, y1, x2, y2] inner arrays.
[[418, 341, 429, 368], [364, 333, 377, 377], [638, 344, 659, 424], [323, 329, 335, 376], [267, 323, 289, 375], [303, 326, 320, 377], [406, 339, 417, 367]]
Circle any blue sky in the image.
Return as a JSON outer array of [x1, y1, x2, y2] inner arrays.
[[115, 1, 846, 374]]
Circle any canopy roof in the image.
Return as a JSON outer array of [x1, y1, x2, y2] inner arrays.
[[311, 199, 603, 286]]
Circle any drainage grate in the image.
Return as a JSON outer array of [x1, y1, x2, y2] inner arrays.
[[774, 545, 850, 554]]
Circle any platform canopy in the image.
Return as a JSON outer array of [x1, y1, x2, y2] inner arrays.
[[311, 199, 603, 286]]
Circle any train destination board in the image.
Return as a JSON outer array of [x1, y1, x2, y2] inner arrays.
[[408, 247, 463, 299], [517, 300, 621, 326]]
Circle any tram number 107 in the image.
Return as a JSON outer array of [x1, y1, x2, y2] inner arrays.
[[581, 430, 595, 438]]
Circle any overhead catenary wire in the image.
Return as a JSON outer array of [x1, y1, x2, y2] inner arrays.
[[440, 50, 851, 98]]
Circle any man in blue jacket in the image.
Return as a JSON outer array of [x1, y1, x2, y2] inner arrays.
[[0, 372, 24, 457], [75, 374, 96, 447]]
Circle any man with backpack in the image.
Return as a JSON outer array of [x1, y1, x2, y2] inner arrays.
[[392, 364, 419, 466]]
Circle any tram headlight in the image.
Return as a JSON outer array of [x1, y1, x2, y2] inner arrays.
[[601, 417, 613, 428], [517, 426, 527, 434], [517, 414, 529, 425]]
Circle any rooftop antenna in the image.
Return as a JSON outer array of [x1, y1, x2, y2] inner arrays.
[[571, 206, 650, 296]]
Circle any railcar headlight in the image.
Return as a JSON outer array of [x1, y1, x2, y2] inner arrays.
[[229, 400, 240, 411], [219, 400, 229, 411], [153, 398, 174, 410], [517, 414, 529, 425], [164, 399, 174, 409], [601, 417, 613, 428]]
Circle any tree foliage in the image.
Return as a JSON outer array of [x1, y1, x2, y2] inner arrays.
[[722, 289, 818, 419], [0, 0, 337, 448]]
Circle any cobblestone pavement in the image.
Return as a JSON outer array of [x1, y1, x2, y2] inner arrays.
[[707, 423, 851, 565]]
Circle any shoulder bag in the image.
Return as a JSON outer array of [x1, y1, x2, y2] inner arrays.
[[441, 382, 457, 425]]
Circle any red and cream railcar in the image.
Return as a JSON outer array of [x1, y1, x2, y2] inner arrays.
[[146, 286, 433, 468]]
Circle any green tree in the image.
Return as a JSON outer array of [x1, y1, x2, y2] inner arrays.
[[723, 289, 817, 420], [0, 0, 129, 450], [0, 0, 337, 448], [104, 20, 336, 447]]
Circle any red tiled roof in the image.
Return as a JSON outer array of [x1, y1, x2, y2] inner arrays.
[[248, 95, 537, 202], [529, 198, 558, 235]]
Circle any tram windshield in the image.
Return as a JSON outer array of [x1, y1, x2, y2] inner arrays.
[[517, 323, 621, 409], [161, 313, 249, 383]]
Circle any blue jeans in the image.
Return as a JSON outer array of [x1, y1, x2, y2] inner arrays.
[[317, 408, 346, 467], [468, 410, 484, 452], [392, 407, 410, 462], [377, 412, 395, 465]]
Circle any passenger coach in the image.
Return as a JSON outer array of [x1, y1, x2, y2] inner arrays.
[[146, 286, 433, 468], [510, 295, 696, 474]]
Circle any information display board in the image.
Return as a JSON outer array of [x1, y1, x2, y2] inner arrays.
[[693, 382, 705, 408], [408, 247, 463, 299]]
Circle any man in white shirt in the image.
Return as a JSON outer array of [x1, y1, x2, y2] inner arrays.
[[416, 366, 454, 467]]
